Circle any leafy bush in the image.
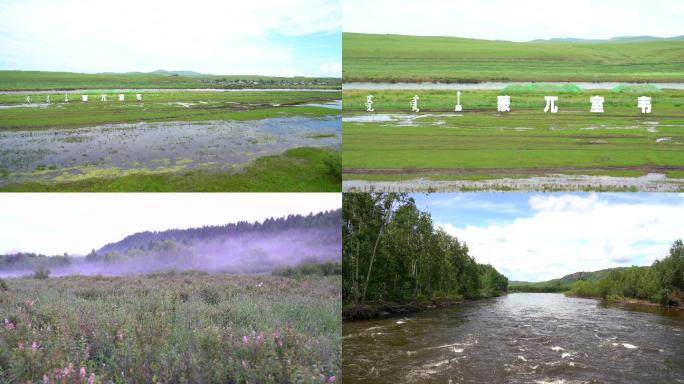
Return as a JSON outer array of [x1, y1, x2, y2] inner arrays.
[[273, 262, 342, 278], [32, 267, 50, 279], [323, 154, 341, 180], [0, 278, 7, 291]]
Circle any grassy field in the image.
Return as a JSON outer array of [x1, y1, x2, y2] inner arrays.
[[0, 90, 340, 130], [343, 33, 684, 83], [0, 70, 340, 90], [0, 147, 341, 192], [0, 272, 340, 383], [342, 88, 684, 185]]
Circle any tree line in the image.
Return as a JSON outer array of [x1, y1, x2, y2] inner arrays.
[[568, 239, 684, 305], [343, 193, 507, 306]]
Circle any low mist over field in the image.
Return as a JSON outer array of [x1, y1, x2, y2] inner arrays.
[[0, 209, 341, 277]]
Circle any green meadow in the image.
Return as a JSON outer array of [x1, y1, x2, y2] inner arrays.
[[342, 87, 684, 186], [343, 33, 684, 83], [0, 70, 340, 90], [0, 90, 339, 130]]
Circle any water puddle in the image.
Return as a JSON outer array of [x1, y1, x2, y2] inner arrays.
[[0, 116, 340, 184]]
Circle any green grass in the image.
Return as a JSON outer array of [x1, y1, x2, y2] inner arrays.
[[343, 33, 684, 82], [342, 89, 684, 180], [0, 90, 341, 130], [0, 70, 340, 90], [0, 272, 341, 383], [0, 147, 341, 192]]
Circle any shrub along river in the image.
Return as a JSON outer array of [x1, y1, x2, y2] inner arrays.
[[342, 293, 684, 383]]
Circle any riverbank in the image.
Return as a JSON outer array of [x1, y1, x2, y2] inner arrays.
[[342, 293, 506, 321], [566, 293, 684, 311]]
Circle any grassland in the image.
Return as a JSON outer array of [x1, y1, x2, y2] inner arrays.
[[0, 272, 341, 383], [342, 88, 684, 189], [343, 33, 684, 83], [0, 90, 340, 130], [0, 70, 340, 90]]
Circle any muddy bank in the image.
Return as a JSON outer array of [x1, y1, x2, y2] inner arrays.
[[343, 173, 684, 192]]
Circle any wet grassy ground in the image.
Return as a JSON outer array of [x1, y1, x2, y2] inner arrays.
[[342, 89, 684, 190], [0, 91, 341, 191]]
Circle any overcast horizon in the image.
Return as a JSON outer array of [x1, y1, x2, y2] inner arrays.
[[412, 193, 684, 282], [343, 0, 684, 42], [0, 193, 341, 256], [0, 0, 341, 77]]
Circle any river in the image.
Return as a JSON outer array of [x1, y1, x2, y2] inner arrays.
[[342, 293, 684, 383]]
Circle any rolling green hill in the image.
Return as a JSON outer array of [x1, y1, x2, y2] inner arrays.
[[510, 268, 622, 292], [342, 33, 684, 82]]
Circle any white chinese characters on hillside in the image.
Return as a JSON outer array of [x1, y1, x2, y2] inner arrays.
[[365, 95, 374, 112], [82, 95, 88, 102], [497, 95, 510, 112], [455, 91, 462, 112], [411, 95, 420, 112], [119, 94, 125, 101], [544, 96, 558, 113], [136, 94, 142, 101], [100, 95, 107, 102], [590, 96, 604, 113], [64, 94, 69, 103], [25, 96, 31, 104], [638, 96, 652, 114]]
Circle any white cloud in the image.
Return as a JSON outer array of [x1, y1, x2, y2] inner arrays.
[[0, 0, 341, 75], [437, 194, 684, 282], [320, 60, 342, 76], [0, 193, 341, 255], [343, 0, 684, 41]]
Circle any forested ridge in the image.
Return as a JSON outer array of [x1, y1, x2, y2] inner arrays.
[[0, 210, 341, 276], [342, 193, 508, 307], [511, 240, 684, 306]]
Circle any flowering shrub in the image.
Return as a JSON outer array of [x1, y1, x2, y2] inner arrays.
[[0, 273, 341, 383]]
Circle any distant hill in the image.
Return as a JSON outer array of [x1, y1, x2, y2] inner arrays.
[[510, 268, 627, 292], [150, 69, 207, 77], [530, 36, 684, 43]]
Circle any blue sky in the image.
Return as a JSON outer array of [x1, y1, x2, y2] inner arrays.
[[412, 193, 684, 282], [344, 0, 684, 41], [0, 0, 341, 76]]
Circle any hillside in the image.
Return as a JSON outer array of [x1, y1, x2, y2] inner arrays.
[[342, 33, 684, 82], [510, 268, 623, 292], [0, 209, 341, 277]]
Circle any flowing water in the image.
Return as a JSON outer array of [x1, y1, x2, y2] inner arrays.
[[342, 293, 684, 383], [0, 115, 340, 184]]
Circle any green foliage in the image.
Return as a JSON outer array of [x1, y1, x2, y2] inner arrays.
[[343, 32, 684, 82], [323, 153, 342, 180], [32, 267, 50, 280], [273, 262, 342, 278], [0, 274, 340, 383], [0, 278, 7, 291], [567, 239, 684, 306], [342, 193, 507, 305]]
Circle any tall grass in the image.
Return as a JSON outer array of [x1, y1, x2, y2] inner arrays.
[[0, 272, 340, 383]]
